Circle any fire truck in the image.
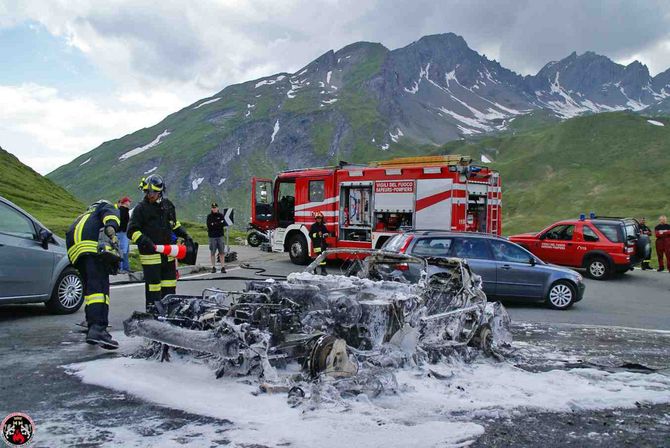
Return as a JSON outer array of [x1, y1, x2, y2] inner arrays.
[[250, 155, 501, 265]]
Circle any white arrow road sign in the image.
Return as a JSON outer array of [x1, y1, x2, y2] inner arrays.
[[223, 208, 234, 226]]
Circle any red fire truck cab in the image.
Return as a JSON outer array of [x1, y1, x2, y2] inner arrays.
[[250, 155, 502, 265]]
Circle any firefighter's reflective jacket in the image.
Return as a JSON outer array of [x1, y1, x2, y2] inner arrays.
[[127, 197, 187, 255], [309, 221, 328, 253], [66, 201, 120, 264]]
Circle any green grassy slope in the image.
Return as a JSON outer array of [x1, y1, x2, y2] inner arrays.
[[0, 147, 84, 236], [436, 112, 670, 235]]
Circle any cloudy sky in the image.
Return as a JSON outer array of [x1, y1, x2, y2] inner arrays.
[[2, 0, 670, 174]]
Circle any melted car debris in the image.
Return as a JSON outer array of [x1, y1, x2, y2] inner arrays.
[[124, 250, 513, 407]]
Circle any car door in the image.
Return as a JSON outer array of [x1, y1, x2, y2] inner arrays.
[[576, 223, 600, 265], [0, 201, 54, 299], [449, 237, 497, 296], [490, 240, 545, 298], [535, 224, 576, 266]]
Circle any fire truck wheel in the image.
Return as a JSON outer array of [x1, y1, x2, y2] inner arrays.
[[288, 234, 309, 265], [585, 256, 611, 280], [546, 280, 576, 310]]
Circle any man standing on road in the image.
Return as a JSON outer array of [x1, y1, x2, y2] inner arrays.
[[654, 215, 670, 272], [117, 196, 132, 273], [639, 217, 652, 270], [207, 202, 226, 273], [310, 211, 329, 275], [66, 200, 121, 349], [127, 174, 193, 312]]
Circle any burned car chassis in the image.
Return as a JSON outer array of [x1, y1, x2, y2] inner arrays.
[[124, 250, 512, 398]]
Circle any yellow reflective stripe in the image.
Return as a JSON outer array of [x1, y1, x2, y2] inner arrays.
[[167, 256, 175, 262], [74, 213, 91, 244], [85, 293, 106, 305], [67, 241, 97, 256], [131, 231, 142, 243], [314, 247, 322, 253], [139, 254, 161, 265], [105, 294, 110, 305], [67, 241, 98, 262], [161, 279, 177, 288], [172, 220, 182, 230], [148, 283, 162, 292], [103, 215, 120, 225]]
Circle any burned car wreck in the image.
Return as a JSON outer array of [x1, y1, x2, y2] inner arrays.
[[124, 250, 512, 402]]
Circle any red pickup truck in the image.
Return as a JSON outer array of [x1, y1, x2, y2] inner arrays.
[[509, 217, 651, 280]]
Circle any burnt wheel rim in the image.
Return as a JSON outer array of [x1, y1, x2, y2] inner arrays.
[[589, 261, 606, 277], [58, 274, 83, 308], [549, 284, 573, 308]]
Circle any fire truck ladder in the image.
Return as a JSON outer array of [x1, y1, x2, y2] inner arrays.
[[369, 155, 471, 167], [489, 203, 499, 234]]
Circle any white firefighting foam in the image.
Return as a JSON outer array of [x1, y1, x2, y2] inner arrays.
[[65, 332, 670, 448]]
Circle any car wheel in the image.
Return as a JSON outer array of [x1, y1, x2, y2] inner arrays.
[[546, 281, 576, 310], [247, 232, 262, 247], [288, 234, 309, 265], [45, 267, 84, 314], [586, 256, 610, 280]]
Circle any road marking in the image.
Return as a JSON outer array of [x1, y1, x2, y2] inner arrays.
[[110, 266, 242, 289], [519, 320, 670, 334]]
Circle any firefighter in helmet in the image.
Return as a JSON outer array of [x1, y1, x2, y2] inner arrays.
[[66, 200, 121, 349], [127, 174, 193, 311], [310, 211, 329, 275]]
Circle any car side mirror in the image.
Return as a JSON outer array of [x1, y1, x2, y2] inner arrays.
[[529, 256, 536, 266], [39, 228, 52, 249]]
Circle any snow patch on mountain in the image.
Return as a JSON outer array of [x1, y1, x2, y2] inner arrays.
[[271, 120, 280, 143], [143, 166, 157, 175], [79, 157, 91, 166], [647, 120, 665, 127], [119, 130, 170, 161], [193, 97, 221, 109], [218, 178, 227, 185], [192, 177, 204, 190], [389, 128, 404, 143], [255, 75, 286, 88], [326, 71, 332, 84]]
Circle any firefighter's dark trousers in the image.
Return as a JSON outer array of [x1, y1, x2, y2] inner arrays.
[[76, 255, 110, 327], [313, 243, 327, 272], [140, 253, 177, 310], [656, 239, 670, 270]]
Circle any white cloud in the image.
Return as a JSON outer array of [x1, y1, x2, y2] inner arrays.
[[0, 83, 186, 173], [1, 0, 670, 175]]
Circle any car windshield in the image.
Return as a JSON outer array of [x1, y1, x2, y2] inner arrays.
[[593, 223, 623, 243], [383, 233, 411, 252]]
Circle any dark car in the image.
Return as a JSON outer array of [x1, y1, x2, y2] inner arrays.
[[383, 231, 585, 310], [0, 196, 84, 313], [509, 216, 651, 280]]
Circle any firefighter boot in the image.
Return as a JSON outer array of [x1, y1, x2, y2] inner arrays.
[[86, 324, 119, 350], [320, 266, 328, 276]]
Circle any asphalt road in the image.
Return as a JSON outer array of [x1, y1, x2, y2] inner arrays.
[[1, 246, 669, 447]]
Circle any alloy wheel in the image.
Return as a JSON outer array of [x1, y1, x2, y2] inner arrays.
[[549, 284, 573, 308], [58, 274, 83, 308]]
